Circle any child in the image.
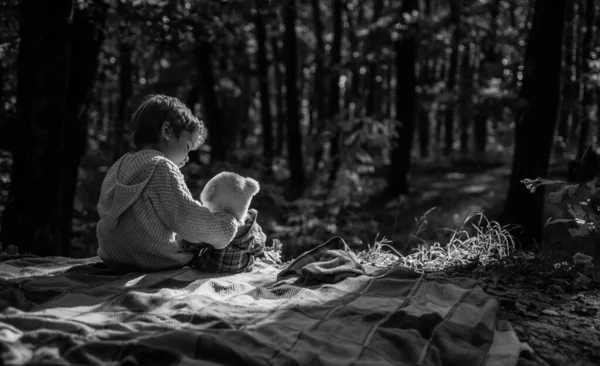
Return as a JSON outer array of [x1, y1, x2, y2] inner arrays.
[[187, 172, 266, 273], [96, 94, 240, 272]]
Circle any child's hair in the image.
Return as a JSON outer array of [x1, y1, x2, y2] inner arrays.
[[131, 94, 207, 149]]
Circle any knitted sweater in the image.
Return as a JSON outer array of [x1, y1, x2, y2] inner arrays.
[[96, 150, 239, 272]]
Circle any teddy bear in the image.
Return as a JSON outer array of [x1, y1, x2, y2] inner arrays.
[[193, 172, 266, 273]]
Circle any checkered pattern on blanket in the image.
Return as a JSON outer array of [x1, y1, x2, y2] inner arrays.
[[193, 209, 266, 273], [0, 250, 529, 366]]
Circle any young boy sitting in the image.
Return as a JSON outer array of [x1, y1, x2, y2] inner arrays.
[[189, 172, 266, 273], [96, 94, 240, 272]]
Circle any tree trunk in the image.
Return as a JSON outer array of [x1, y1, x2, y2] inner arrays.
[[572, 1, 584, 157], [113, 1, 132, 161], [255, 2, 273, 175], [327, 0, 343, 188], [576, 0, 596, 158], [345, 2, 361, 117], [443, 2, 462, 156], [113, 43, 132, 161], [194, 34, 226, 162], [473, 0, 500, 155], [365, 1, 383, 117], [501, 0, 567, 246], [418, 104, 431, 158], [271, 37, 285, 157], [0, 0, 72, 255], [558, 0, 576, 146], [283, 0, 305, 196], [310, 0, 327, 174], [386, 0, 418, 196], [62, 2, 107, 255], [459, 45, 472, 155]]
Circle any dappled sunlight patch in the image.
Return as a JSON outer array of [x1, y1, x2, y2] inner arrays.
[[460, 184, 487, 194]]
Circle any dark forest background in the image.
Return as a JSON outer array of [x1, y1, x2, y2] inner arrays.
[[0, 0, 596, 261]]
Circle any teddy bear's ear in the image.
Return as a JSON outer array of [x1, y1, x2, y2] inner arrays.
[[245, 177, 260, 195]]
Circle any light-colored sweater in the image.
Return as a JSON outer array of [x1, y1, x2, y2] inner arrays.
[[96, 150, 239, 271]]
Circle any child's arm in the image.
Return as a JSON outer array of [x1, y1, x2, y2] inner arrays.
[[148, 159, 238, 248]]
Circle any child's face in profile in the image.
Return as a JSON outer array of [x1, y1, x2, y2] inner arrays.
[[160, 125, 199, 168]]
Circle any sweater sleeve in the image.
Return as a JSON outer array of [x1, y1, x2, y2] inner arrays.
[[148, 160, 239, 249]]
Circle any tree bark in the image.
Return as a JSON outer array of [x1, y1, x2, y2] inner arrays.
[[271, 37, 285, 157], [0, 0, 72, 255], [474, 0, 500, 155], [558, 0, 576, 147], [501, 0, 567, 246], [113, 1, 132, 161], [113, 43, 132, 161], [576, 0, 596, 158], [62, 2, 107, 255], [365, 1, 384, 117], [283, 0, 305, 196], [443, 1, 462, 156], [386, 0, 418, 196], [194, 33, 226, 162], [418, 59, 433, 158], [459, 45, 474, 155], [327, 0, 343, 188], [310, 0, 327, 175], [255, 2, 273, 175]]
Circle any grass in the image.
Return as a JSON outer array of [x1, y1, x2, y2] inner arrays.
[[353, 210, 518, 272], [261, 208, 519, 274]]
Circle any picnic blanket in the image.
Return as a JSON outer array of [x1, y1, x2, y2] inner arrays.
[[0, 237, 530, 366]]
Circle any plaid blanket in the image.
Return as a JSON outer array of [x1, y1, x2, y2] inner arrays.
[[278, 237, 389, 285], [0, 248, 529, 365]]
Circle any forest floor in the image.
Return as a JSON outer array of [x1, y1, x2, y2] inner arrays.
[[1, 150, 600, 365]]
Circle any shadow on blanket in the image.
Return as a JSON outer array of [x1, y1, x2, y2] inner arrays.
[[0, 237, 531, 366]]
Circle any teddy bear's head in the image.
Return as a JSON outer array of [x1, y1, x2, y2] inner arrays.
[[200, 172, 260, 223]]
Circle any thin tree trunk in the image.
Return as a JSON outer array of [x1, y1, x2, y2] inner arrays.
[[557, 0, 576, 146], [443, 2, 462, 156], [576, 0, 596, 158], [345, 3, 361, 118], [0, 0, 72, 255], [327, 0, 343, 188], [283, 0, 305, 196], [271, 37, 285, 157], [365, 1, 384, 117], [310, 0, 327, 174], [255, 2, 273, 175], [113, 1, 132, 161], [385, 62, 393, 118], [194, 33, 226, 162], [459, 44, 474, 155], [386, 0, 418, 196], [113, 43, 132, 160], [418, 59, 433, 158], [501, 0, 567, 246], [569, 1, 582, 147], [474, 0, 500, 154], [62, 2, 107, 255]]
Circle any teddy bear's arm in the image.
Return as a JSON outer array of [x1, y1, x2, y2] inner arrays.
[[245, 222, 266, 256]]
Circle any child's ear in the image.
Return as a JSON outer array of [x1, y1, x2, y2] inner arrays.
[[161, 122, 172, 140]]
